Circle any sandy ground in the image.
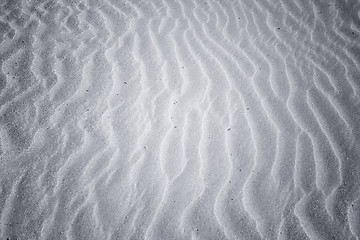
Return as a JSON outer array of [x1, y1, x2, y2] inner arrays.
[[1, 0, 360, 239]]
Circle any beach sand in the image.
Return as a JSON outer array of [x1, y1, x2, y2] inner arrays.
[[1, 0, 360, 239]]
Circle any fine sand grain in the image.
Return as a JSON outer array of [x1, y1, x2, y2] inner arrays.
[[1, 0, 360, 239]]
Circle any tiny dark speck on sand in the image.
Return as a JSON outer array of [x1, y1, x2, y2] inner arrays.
[[227, 128, 231, 131], [124, 82, 127, 84]]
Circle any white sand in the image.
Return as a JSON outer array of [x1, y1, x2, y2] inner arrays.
[[1, 0, 360, 239]]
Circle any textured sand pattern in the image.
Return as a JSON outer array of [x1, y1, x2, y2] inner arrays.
[[0, 0, 360, 239]]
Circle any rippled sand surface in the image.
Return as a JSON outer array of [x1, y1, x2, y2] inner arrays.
[[1, 0, 360, 239]]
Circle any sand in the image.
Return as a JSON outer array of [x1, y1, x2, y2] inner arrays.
[[0, 0, 360, 239]]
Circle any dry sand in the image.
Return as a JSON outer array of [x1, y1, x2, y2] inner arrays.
[[1, 0, 360, 239]]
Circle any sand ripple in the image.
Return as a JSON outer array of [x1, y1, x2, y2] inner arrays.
[[1, 0, 360, 239]]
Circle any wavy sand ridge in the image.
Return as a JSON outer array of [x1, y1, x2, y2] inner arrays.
[[0, 0, 360, 239]]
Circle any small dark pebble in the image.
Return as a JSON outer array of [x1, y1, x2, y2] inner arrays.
[[124, 82, 127, 84], [227, 128, 231, 131], [246, 108, 249, 110], [277, 27, 280, 30]]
